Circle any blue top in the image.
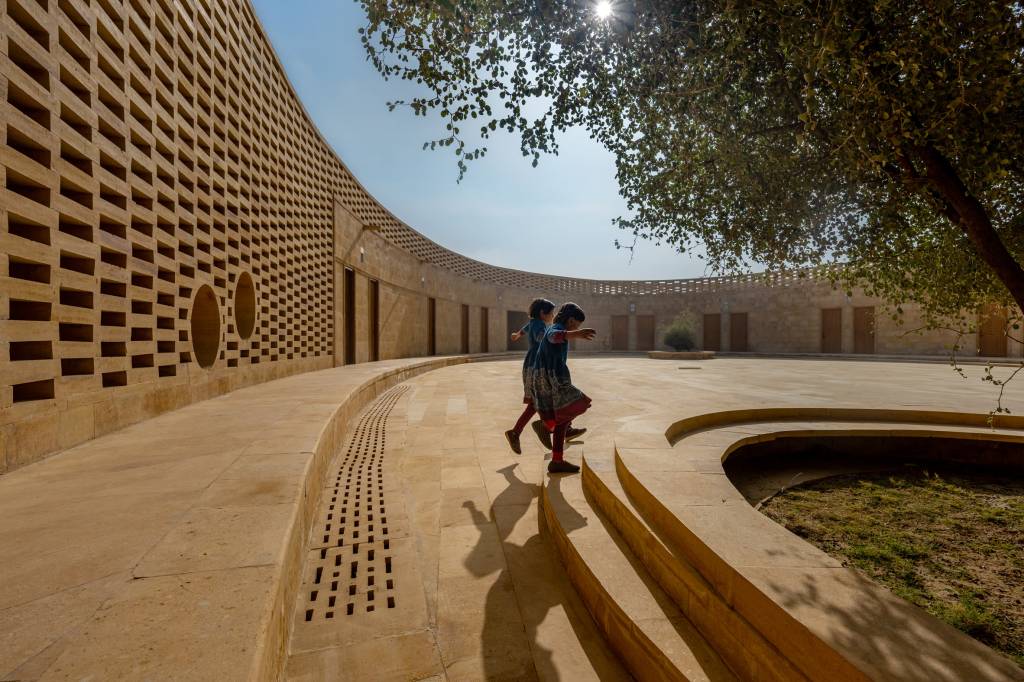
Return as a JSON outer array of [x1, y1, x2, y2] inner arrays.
[[531, 322, 571, 377], [521, 318, 548, 368]]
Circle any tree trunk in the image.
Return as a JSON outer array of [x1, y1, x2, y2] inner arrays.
[[917, 145, 1024, 312]]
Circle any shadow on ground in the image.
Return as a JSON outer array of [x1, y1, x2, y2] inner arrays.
[[460, 463, 626, 680]]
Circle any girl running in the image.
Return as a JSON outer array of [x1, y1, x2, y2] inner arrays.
[[529, 302, 596, 473], [504, 298, 555, 454]]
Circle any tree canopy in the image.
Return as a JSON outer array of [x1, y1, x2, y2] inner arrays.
[[358, 0, 1024, 320]]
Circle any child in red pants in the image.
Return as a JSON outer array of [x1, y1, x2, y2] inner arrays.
[[528, 303, 596, 473], [504, 298, 554, 454]]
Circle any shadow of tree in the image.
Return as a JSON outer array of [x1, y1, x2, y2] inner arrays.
[[764, 564, 1023, 681]]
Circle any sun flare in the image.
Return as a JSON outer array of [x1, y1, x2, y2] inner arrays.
[[594, 1, 613, 19]]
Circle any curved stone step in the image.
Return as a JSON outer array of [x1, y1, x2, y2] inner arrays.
[[581, 455, 806, 682], [615, 413, 1024, 682], [541, 472, 736, 682]]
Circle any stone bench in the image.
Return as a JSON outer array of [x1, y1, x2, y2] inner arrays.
[[0, 355, 500, 681]]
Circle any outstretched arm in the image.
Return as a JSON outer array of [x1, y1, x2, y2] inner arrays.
[[548, 328, 597, 343], [566, 328, 597, 341]]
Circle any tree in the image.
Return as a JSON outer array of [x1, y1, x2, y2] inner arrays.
[[662, 312, 698, 351], [358, 0, 1024, 321]]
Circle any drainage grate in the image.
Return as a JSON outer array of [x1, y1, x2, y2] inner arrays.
[[299, 385, 408, 623]]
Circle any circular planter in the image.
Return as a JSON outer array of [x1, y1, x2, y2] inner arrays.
[[648, 351, 715, 360]]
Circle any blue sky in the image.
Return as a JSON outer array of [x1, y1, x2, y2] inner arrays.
[[250, 0, 709, 280]]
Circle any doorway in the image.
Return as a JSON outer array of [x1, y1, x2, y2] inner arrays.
[[729, 312, 748, 352], [480, 307, 489, 352], [821, 308, 842, 353], [703, 314, 721, 351], [853, 306, 875, 354], [461, 304, 470, 354], [978, 305, 1008, 357], [611, 315, 629, 350], [428, 297, 436, 356], [368, 279, 380, 361], [636, 315, 655, 351], [343, 267, 356, 365]]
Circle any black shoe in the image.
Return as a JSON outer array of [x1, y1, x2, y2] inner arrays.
[[566, 426, 586, 440], [532, 420, 553, 449], [548, 460, 581, 474], [504, 429, 522, 455]]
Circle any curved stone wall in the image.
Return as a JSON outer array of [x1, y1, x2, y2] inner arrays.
[[0, 0, 1018, 472]]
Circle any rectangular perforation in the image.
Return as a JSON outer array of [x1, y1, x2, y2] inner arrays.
[[13, 379, 55, 403], [9, 300, 51, 321], [10, 341, 53, 361]]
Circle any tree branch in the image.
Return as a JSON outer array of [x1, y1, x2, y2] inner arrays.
[[916, 145, 1024, 311]]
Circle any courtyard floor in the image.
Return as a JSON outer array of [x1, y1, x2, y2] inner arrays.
[[283, 356, 1023, 680]]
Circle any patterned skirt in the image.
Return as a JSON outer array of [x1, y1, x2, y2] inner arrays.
[[522, 365, 534, 405], [528, 367, 591, 428]]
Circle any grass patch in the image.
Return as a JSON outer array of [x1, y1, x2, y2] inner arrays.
[[761, 467, 1024, 668]]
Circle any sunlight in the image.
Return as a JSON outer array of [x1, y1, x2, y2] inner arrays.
[[594, 1, 613, 20]]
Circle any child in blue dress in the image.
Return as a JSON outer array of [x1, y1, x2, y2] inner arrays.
[[504, 298, 555, 454], [529, 302, 596, 473]]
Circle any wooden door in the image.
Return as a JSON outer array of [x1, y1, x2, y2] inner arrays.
[[368, 279, 380, 361], [343, 267, 356, 365], [853, 306, 875, 354], [821, 308, 842, 353], [480, 307, 489, 352], [460, 304, 470, 354], [611, 315, 629, 350], [506, 310, 528, 351], [729, 312, 748, 352], [636, 315, 655, 351], [428, 297, 436, 356], [978, 305, 1008, 357], [703, 314, 721, 351]]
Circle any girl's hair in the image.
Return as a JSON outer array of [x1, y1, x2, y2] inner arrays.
[[528, 298, 555, 319], [554, 302, 586, 326]]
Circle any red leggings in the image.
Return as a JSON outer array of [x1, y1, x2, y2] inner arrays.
[[512, 404, 536, 434], [514, 408, 570, 461], [551, 422, 569, 462]]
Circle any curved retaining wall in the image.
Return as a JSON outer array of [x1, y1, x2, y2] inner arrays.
[[580, 408, 1024, 681], [1, 0, 1016, 473]]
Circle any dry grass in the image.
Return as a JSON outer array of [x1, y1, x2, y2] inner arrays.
[[761, 467, 1024, 667]]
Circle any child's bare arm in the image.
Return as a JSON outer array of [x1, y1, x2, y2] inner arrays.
[[566, 328, 597, 341], [510, 330, 523, 341]]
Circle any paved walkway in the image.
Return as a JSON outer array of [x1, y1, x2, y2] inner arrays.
[[283, 356, 1023, 680], [0, 356, 471, 681]]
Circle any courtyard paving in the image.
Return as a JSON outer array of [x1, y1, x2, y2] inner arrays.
[[1, 355, 1020, 681], [283, 356, 1023, 680]]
